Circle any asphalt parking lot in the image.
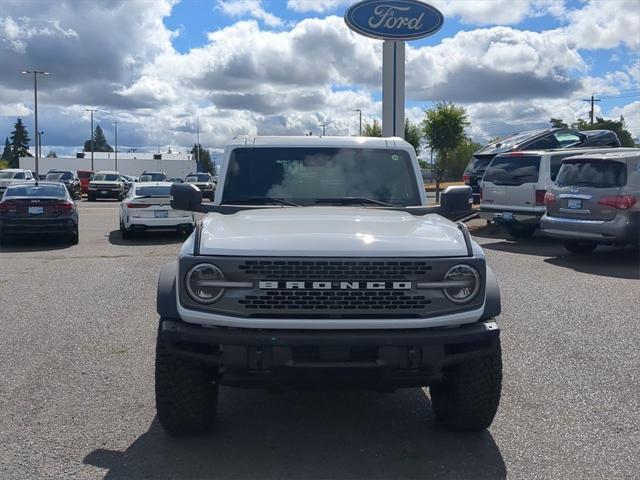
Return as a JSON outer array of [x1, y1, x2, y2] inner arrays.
[[1, 201, 639, 479]]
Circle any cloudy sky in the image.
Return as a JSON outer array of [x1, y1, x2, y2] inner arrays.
[[0, 0, 638, 156]]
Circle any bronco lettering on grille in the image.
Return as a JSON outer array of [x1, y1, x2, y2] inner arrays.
[[258, 281, 412, 290]]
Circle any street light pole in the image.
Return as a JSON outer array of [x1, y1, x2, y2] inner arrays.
[[114, 122, 118, 171], [21, 70, 49, 176], [85, 109, 98, 171], [196, 115, 200, 167], [319, 123, 326, 136], [354, 109, 362, 136], [38, 131, 44, 158]]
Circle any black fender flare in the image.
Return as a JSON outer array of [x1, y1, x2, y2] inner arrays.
[[157, 261, 179, 318], [482, 266, 501, 319]]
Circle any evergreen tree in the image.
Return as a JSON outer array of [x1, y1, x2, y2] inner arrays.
[[1, 137, 13, 165], [362, 119, 382, 137], [191, 143, 215, 174], [9, 118, 32, 167], [404, 119, 423, 155], [46, 150, 58, 158], [83, 125, 113, 152]]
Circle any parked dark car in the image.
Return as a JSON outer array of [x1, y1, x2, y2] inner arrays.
[[464, 128, 621, 203], [139, 171, 167, 182], [0, 182, 79, 245], [45, 170, 82, 199]]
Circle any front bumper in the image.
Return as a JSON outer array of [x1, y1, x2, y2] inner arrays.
[[479, 207, 543, 225], [540, 213, 640, 245], [1, 217, 76, 235], [161, 318, 501, 388], [89, 188, 122, 199]]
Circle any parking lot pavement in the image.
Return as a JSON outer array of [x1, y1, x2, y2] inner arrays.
[[1, 204, 639, 479]]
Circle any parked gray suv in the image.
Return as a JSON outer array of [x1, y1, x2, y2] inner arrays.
[[541, 150, 640, 253]]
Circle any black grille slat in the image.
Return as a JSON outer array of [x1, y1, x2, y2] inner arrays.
[[238, 260, 431, 280]]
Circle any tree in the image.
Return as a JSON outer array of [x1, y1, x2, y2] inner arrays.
[[191, 143, 215, 174], [404, 118, 423, 155], [448, 137, 483, 179], [9, 118, 32, 167], [1, 137, 12, 165], [46, 150, 58, 158], [572, 116, 635, 147], [362, 119, 382, 137], [422, 102, 469, 197], [83, 125, 113, 152], [550, 118, 569, 129]]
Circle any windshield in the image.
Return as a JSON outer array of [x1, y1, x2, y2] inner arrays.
[[134, 185, 171, 196], [476, 129, 548, 155], [93, 173, 120, 181], [466, 156, 493, 174], [186, 174, 210, 182], [0, 171, 24, 179], [46, 172, 73, 181], [483, 155, 541, 186], [222, 147, 421, 206], [140, 173, 166, 182], [556, 160, 626, 188], [5, 184, 67, 198]]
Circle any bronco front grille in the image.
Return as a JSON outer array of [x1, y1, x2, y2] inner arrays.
[[239, 289, 431, 311], [238, 260, 432, 280]]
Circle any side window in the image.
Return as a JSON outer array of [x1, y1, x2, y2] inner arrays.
[[553, 132, 582, 148], [15, 172, 25, 179], [526, 134, 560, 150]]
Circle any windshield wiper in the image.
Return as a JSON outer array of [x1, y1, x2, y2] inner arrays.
[[223, 197, 300, 206], [314, 197, 395, 207]]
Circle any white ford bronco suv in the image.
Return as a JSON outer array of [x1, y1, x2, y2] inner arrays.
[[156, 136, 502, 436]]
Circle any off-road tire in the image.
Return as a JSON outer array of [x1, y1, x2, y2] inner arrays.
[[155, 324, 218, 437], [563, 241, 597, 254], [430, 346, 502, 432], [507, 225, 535, 240]]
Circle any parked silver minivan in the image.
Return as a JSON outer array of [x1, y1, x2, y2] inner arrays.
[[479, 148, 632, 239], [541, 150, 640, 253]]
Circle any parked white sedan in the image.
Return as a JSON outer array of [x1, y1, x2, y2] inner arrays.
[[119, 182, 195, 239]]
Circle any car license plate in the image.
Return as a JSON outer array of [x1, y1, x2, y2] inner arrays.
[[28, 206, 44, 215], [155, 210, 169, 218], [567, 199, 582, 209], [101, 190, 108, 194], [502, 212, 513, 220]]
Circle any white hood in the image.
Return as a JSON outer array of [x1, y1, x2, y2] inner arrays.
[[198, 207, 469, 257]]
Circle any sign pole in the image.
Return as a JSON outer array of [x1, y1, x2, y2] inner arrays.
[[382, 40, 405, 138]]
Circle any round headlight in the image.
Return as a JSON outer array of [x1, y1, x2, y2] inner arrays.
[[185, 263, 225, 304], [443, 264, 480, 304]]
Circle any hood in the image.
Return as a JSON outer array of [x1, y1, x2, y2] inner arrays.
[[199, 207, 469, 257], [90, 180, 121, 185]]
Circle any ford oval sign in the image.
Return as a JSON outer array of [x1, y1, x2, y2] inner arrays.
[[345, 0, 444, 41]]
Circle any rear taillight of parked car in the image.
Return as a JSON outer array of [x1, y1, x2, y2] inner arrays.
[[535, 190, 546, 206], [463, 174, 470, 184], [127, 203, 151, 209], [47, 201, 74, 214], [0, 201, 18, 214], [544, 192, 556, 205], [598, 195, 637, 210], [479, 188, 483, 201]]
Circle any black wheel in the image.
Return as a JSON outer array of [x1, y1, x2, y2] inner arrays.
[[430, 343, 502, 432], [563, 241, 597, 254], [155, 323, 219, 437], [69, 226, 79, 245], [87, 193, 95, 202], [507, 225, 535, 240], [120, 219, 133, 240], [0, 231, 7, 247]]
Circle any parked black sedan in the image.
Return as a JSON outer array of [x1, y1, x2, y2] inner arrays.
[[45, 170, 82, 199], [463, 128, 621, 203], [0, 182, 79, 245]]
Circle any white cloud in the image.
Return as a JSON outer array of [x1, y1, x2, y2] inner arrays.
[[0, 16, 78, 52], [609, 101, 640, 139], [566, 0, 640, 50], [286, 0, 349, 13], [216, 0, 283, 27]]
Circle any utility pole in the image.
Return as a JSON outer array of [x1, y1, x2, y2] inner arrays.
[[38, 131, 44, 158], [354, 109, 362, 136], [582, 95, 601, 126], [319, 123, 326, 136], [85, 109, 98, 171], [114, 122, 118, 171], [21, 70, 49, 176]]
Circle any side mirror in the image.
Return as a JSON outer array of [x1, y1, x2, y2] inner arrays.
[[440, 185, 473, 219], [171, 182, 203, 212]]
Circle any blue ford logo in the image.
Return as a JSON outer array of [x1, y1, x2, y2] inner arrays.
[[345, 0, 444, 41]]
